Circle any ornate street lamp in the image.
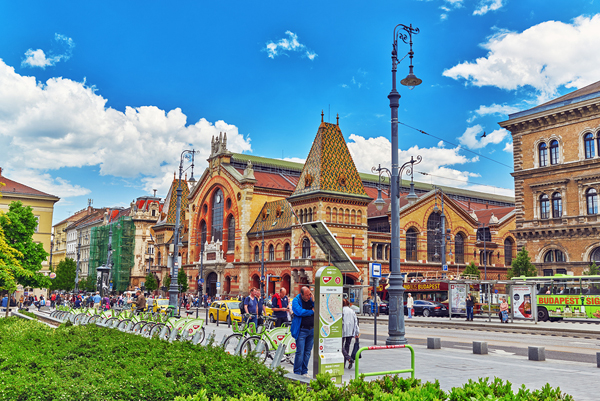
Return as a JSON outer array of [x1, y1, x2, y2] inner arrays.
[[387, 23, 422, 346]]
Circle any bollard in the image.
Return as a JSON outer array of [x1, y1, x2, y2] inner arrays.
[[205, 308, 209, 323], [234, 336, 245, 355], [597, 352, 600, 368], [217, 309, 219, 327], [180, 328, 191, 342], [427, 337, 441, 349], [528, 346, 545, 361], [168, 327, 179, 343], [220, 334, 228, 347], [270, 344, 287, 369], [204, 331, 216, 346], [192, 330, 203, 345], [228, 311, 231, 328], [473, 341, 488, 355], [196, 307, 199, 319]]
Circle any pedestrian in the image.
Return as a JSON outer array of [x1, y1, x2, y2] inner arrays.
[[50, 292, 56, 308], [243, 288, 260, 329], [38, 295, 45, 311], [466, 293, 474, 321], [135, 290, 146, 313], [92, 292, 101, 309], [499, 297, 509, 323], [271, 287, 290, 327], [342, 298, 360, 369], [1, 295, 8, 312], [291, 286, 315, 377], [406, 293, 414, 318]]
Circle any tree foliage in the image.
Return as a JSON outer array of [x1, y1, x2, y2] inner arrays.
[[84, 274, 97, 292], [508, 248, 537, 278], [463, 261, 481, 279], [0, 201, 50, 289], [178, 271, 188, 293], [163, 274, 171, 289], [145, 273, 158, 292], [0, 221, 30, 293], [50, 258, 77, 291], [583, 262, 599, 276]]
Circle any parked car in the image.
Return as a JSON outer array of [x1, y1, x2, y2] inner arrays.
[[209, 300, 244, 324], [404, 300, 448, 317], [362, 301, 389, 315], [152, 298, 170, 313]]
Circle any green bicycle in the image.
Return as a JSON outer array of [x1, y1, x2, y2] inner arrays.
[[239, 316, 296, 363]]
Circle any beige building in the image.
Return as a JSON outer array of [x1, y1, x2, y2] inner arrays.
[[500, 80, 600, 275], [0, 167, 60, 296]]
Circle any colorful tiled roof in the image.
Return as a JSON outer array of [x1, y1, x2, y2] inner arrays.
[[292, 122, 369, 199], [166, 179, 190, 224], [247, 199, 295, 235]]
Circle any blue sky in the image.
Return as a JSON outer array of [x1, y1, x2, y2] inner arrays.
[[1, 1, 599, 224]]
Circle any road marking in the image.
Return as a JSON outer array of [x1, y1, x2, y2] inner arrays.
[[491, 349, 516, 356]]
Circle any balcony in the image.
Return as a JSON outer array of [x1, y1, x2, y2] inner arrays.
[[291, 259, 313, 268]]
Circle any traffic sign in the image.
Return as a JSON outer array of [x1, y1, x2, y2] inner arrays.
[[442, 265, 448, 271], [216, 282, 221, 288], [198, 278, 204, 284], [261, 276, 265, 281], [370, 262, 382, 278]]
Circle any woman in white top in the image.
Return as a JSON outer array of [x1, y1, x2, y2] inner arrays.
[[406, 293, 414, 318], [342, 298, 360, 369]]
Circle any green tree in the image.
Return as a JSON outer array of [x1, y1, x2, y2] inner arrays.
[[178, 272, 188, 293], [84, 274, 97, 292], [144, 273, 158, 292], [463, 261, 481, 279], [163, 274, 171, 289], [50, 258, 77, 291], [507, 248, 537, 278], [583, 262, 600, 276], [0, 201, 50, 289], [0, 221, 31, 293]]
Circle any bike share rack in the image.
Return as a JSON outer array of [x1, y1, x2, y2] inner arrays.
[[354, 344, 415, 379]]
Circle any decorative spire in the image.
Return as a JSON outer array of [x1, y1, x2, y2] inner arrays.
[[321, 110, 324, 122], [336, 113, 339, 126]]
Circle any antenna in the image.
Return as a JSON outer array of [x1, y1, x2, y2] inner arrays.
[[88, 198, 93, 207]]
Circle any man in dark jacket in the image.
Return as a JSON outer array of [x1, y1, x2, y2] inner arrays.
[[291, 286, 314, 376], [466, 294, 474, 321]]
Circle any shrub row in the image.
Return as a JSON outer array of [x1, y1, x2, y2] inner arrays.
[[177, 374, 574, 401], [0, 317, 288, 401]]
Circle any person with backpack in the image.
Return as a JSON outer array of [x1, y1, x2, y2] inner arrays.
[[243, 288, 262, 329], [271, 287, 290, 327]]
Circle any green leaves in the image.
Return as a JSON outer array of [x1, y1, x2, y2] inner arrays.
[[145, 273, 158, 292], [50, 257, 77, 291], [178, 271, 189, 293], [508, 248, 537, 278], [463, 262, 481, 279]]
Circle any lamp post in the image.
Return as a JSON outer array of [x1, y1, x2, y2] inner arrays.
[[432, 186, 447, 276], [75, 231, 82, 293], [169, 149, 197, 309], [386, 23, 422, 346], [478, 222, 488, 280]]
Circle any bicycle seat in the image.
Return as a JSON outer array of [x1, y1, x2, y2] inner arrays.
[[185, 311, 194, 315]]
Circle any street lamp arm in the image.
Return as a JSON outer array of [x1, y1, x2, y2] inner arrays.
[[399, 155, 422, 178]]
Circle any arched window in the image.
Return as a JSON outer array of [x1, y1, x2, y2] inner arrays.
[[550, 140, 559, 165], [427, 213, 442, 262], [332, 208, 337, 223], [227, 215, 235, 252], [268, 244, 274, 261], [504, 238, 514, 266], [584, 133, 595, 159], [254, 245, 260, 262], [587, 188, 598, 215], [376, 244, 383, 260], [302, 238, 311, 258], [299, 209, 304, 224], [200, 220, 207, 251], [590, 247, 600, 264], [326, 207, 331, 222], [284, 243, 291, 260], [540, 194, 550, 219], [211, 189, 224, 241], [454, 233, 465, 264], [552, 192, 562, 218], [544, 249, 565, 263], [539, 142, 548, 167], [308, 208, 313, 222]]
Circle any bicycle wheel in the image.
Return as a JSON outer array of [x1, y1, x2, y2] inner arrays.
[[117, 319, 131, 330], [149, 323, 163, 338], [132, 321, 146, 333], [241, 336, 269, 363], [223, 333, 243, 355], [106, 318, 119, 328], [88, 315, 100, 324], [141, 322, 155, 336]]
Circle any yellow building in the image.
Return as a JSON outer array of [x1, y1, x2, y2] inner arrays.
[[0, 167, 60, 296]]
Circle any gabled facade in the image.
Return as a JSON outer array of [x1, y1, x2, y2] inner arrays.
[[500, 80, 600, 275], [186, 117, 517, 299]]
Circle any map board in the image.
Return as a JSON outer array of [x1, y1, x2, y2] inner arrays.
[[449, 283, 467, 314], [313, 265, 344, 383]]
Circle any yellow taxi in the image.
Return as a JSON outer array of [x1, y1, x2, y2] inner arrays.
[[209, 299, 273, 324], [152, 298, 170, 313]]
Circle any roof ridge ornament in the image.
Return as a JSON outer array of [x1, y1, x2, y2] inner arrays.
[[336, 113, 339, 126], [321, 110, 324, 122]]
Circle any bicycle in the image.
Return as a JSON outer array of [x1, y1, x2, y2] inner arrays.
[[239, 316, 297, 363], [221, 315, 262, 355]]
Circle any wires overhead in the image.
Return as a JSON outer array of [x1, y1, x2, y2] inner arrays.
[[398, 121, 513, 169]]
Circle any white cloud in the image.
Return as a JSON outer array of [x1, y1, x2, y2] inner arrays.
[[473, 0, 505, 16], [1, 167, 90, 199], [503, 142, 513, 153], [22, 33, 74, 69], [264, 31, 317, 60], [443, 15, 600, 101], [0, 59, 252, 197], [457, 125, 509, 149], [345, 133, 512, 195], [281, 157, 305, 164], [467, 103, 521, 122]]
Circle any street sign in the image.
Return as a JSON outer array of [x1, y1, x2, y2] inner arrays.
[[314, 265, 344, 383], [370, 262, 382, 278], [198, 278, 204, 284], [216, 282, 221, 288], [442, 265, 448, 271], [261, 276, 265, 281]]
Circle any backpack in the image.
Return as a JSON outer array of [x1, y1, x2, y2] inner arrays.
[[238, 297, 245, 312]]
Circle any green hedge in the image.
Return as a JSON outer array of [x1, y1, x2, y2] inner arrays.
[[176, 372, 574, 401], [0, 317, 288, 401]]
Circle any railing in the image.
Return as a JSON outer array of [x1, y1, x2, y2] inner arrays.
[[354, 344, 415, 379]]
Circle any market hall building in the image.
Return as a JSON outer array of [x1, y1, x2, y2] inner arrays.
[[172, 116, 516, 299]]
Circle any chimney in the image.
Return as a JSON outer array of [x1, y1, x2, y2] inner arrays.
[[0, 167, 2, 176], [486, 202, 489, 209], [468, 200, 471, 210]]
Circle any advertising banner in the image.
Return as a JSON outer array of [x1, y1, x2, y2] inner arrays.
[[449, 283, 467, 314], [313, 266, 344, 383], [512, 286, 533, 319]]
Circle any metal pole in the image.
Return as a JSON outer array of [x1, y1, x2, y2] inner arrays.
[[373, 278, 378, 345], [441, 190, 446, 274], [75, 231, 81, 293], [260, 224, 265, 299]]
